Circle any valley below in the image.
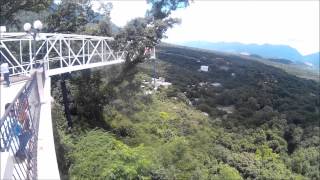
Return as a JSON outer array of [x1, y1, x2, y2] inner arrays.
[[52, 43, 319, 179]]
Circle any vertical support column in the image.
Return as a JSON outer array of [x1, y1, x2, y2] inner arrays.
[[20, 40, 23, 64], [87, 40, 90, 64], [82, 39, 85, 64], [101, 40, 104, 61], [59, 39, 62, 68], [37, 77, 61, 180], [68, 39, 71, 66], [29, 39, 33, 72], [46, 40, 49, 75]]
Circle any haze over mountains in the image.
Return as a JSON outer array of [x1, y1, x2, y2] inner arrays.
[[181, 41, 319, 69]]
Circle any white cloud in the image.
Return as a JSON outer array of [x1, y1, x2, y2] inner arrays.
[[92, 0, 150, 27], [164, 0, 319, 55]]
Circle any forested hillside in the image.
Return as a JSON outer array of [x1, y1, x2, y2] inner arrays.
[[52, 43, 319, 179]]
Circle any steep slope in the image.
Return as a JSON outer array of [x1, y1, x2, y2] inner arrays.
[[52, 43, 319, 179], [156, 43, 318, 126]]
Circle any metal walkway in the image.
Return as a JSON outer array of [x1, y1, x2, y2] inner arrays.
[[0, 32, 126, 76]]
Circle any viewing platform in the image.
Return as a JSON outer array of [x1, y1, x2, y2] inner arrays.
[[1, 31, 126, 179]]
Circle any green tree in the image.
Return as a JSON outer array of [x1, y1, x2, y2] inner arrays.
[[291, 147, 320, 179], [214, 164, 243, 180], [255, 144, 279, 162], [71, 70, 107, 124], [0, 0, 52, 26], [147, 0, 191, 19], [69, 130, 154, 179], [112, 0, 190, 78], [46, 1, 96, 33]]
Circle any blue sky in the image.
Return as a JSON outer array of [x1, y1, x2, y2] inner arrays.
[[76, 0, 319, 55]]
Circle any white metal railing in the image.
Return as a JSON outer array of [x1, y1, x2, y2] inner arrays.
[[0, 72, 42, 179], [0, 33, 127, 76]]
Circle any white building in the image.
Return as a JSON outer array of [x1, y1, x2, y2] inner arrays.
[[151, 77, 172, 89], [200, 65, 209, 72], [211, 82, 222, 87]]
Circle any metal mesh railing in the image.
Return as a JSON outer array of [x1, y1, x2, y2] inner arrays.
[[0, 73, 41, 180]]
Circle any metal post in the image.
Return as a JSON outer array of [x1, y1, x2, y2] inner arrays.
[[33, 35, 36, 69], [19, 40, 22, 64], [82, 39, 85, 64], [153, 55, 156, 89], [60, 39, 62, 68], [46, 40, 49, 73], [87, 39, 90, 63], [68, 39, 71, 66], [102, 39, 104, 61], [29, 39, 33, 72]]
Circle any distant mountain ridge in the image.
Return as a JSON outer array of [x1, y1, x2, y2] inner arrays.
[[181, 41, 319, 69], [303, 52, 320, 68]]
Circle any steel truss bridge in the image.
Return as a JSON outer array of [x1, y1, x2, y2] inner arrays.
[[0, 32, 127, 76], [0, 32, 129, 180]]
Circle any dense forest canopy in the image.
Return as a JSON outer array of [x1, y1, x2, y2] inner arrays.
[[1, 0, 319, 179], [51, 43, 319, 179]]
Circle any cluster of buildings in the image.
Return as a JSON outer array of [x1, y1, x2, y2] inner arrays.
[[141, 77, 172, 94]]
